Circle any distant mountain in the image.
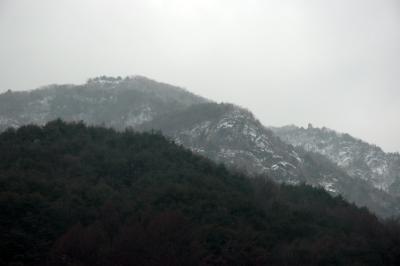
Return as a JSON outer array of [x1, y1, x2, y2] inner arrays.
[[0, 75, 207, 130], [1, 76, 399, 217], [272, 125, 400, 198], [2, 121, 400, 265]]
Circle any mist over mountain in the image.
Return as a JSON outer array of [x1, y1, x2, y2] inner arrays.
[[2, 0, 400, 152], [2, 1, 400, 264], [1, 76, 399, 218]]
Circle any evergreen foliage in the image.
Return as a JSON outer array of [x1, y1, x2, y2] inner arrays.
[[1, 120, 400, 265]]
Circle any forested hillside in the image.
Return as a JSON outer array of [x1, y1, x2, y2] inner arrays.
[[1, 76, 399, 218], [1, 121, 400, 265]]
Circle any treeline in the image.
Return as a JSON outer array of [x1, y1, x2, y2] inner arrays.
[[1, 120, 400, 265]]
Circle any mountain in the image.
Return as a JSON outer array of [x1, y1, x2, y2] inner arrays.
[[1, 75, 399, 218], [1, 121, 400, 265], [0, 75, 207, 131], [139, 103, 301, 180], [272, 125, 400, 198], [138, 103, 400, 218]]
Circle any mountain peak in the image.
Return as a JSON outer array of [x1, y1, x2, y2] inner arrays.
[[86, 75, 123, 84]]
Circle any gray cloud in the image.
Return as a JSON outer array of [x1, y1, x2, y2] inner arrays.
[[1, 0, 399, 151]]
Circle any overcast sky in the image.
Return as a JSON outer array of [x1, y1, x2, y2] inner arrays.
[[1, 0, 399, 151]]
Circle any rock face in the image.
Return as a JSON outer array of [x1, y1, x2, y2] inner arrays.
[[1, 76, 399, 217], [272, 125, 400, 198], [139, 103, 301, 182]]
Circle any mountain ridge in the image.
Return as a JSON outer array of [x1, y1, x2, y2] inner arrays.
[[0, 75, 208, 131], [272, 124, 400, 198], [1, 75, 399, 218]]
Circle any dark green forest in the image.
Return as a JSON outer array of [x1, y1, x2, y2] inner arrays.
[[1, 120, 400, 265]]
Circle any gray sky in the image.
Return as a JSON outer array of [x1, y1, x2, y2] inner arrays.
[[1, 0, 399, 152]]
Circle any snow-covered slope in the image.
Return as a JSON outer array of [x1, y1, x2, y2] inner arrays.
[[140, 103, 303, 182], [272, 125, 400, 197]]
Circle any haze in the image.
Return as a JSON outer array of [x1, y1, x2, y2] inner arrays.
[[1, 0, 399, 152]]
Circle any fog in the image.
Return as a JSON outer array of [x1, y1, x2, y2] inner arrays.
[[1, 0, 399, 152]]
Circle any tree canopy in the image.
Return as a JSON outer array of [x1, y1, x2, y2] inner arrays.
[[1, 120, 400, 265]]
